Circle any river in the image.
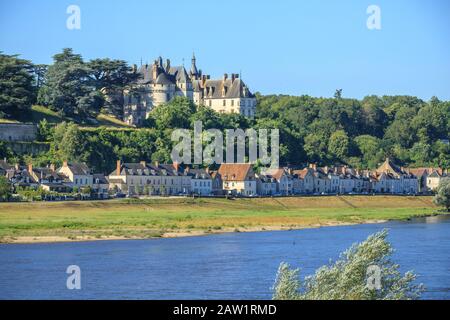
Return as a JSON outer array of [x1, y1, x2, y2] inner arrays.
[[0, 216, 449, 299]]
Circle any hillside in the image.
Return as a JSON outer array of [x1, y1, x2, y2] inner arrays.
[[0, 105, 132, 128]]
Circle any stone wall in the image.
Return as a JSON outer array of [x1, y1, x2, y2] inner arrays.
[[5, 141, 50, 155], [0, 123, 38, 142]]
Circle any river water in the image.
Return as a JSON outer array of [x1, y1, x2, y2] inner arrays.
[[0, 216, 449, 300]]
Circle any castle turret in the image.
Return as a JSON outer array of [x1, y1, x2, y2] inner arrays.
[[190, 52, 199, 80]]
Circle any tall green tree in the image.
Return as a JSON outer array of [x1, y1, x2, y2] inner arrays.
[[88, 58, 139, 117], [328, 130, 349, 161], [0, 52, 35, 118], [52, 122, 85, 161], [38, 48, 101, 117]]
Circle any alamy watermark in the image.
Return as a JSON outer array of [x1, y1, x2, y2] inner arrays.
[[366, 265, 381, 290], [66, 5, 81, 30], [171, 121, 279, 168], [66, 265, 81, 290], [367, 5, 381, 30]]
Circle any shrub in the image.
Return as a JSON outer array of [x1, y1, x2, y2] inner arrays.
[[272, 230, 424, 300]]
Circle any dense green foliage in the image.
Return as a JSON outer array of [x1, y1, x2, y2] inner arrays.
[[0, 53, 35, 118], [257, 94, 450, 169], [37, 48, 137, 119], [433, 178, 450, 211], [272, 230, 424, 300], [0, 176, 11, 201]]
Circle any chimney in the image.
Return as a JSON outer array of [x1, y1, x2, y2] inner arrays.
[[63, 160, 68, 167], [15, 163, 19, 170], [201, 75, 207, 86], [140, 161, 147, 167], [116, 160, 121, 175], [50, 164, 55, 172], [28, 163, 33, 174], [154, 161, 159, 168], [165, 59, 171, 72], [173, 161, 179, 172], [152, 62, 159, 81], [223, 73, 228, 81], [231, 73, 236, 82]]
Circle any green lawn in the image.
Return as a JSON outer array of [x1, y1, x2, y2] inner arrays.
[[0, 196, 444, 243]]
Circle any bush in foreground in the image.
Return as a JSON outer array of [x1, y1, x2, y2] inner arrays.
[[433, 178, 450, 212], [273, 230, 424, 300]]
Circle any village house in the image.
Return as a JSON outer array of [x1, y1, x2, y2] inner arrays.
[[210, 171, 224, 195], [292, 168, 315, 194], [27, 163, 71, 192], [189, 168, 212, 196], [218, 163, 257, 196], [92, 174, 110, 199], [409, 168, 448, 193], [426, 169, 447, 191], [108, 161, 192, 196], [57, 161, 93, 189], [375, 158, 419, 194], [256, 172, 277, 196], [264, 168, 293, 195]]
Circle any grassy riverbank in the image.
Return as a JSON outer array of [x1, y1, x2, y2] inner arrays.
[[0, 196, 444, 243]]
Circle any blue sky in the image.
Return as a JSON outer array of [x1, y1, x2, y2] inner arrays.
[[1, 0, 449, 100]]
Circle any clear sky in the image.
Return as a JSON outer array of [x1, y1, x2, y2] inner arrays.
[[1, 0, 449, 100]]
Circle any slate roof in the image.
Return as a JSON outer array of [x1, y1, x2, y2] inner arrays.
[[93, 174, 108, 184], [189, 168, 212, 180], [202, 78, 254, 99], [66, 162, 91, 175]]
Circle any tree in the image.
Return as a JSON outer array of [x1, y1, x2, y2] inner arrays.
[[0, 52, 35, 118], [88, 58, 139, 117], [328, 130, 349, 161], [31, 64, 48, 101], [53, 122, 84, 162], [38, 48, 100, 117], [37, 119, 53, 141], [148, 97, 196, 130], [304, 133, 328, 164], [433, 178, 450, 212], [0, 141, 13, 160], [0, 176, 11, 201], [354, 135, 383, 168], [273, 230, 424, 300]]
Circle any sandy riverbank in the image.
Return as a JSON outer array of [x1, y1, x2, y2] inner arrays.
[[0, 219, 389, 244], [0, 196, 442, 245]]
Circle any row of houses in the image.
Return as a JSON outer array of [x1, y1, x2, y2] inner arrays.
[[0, 160, 110, 199], [0, 158, 448, 198]]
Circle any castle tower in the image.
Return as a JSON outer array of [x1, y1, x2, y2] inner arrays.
[[190, 52, 199, 80]]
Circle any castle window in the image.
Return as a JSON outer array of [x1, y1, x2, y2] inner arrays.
[[209, 100, 212, 107], [231, 100, 234, 106], [223, 100, 226, 106]]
